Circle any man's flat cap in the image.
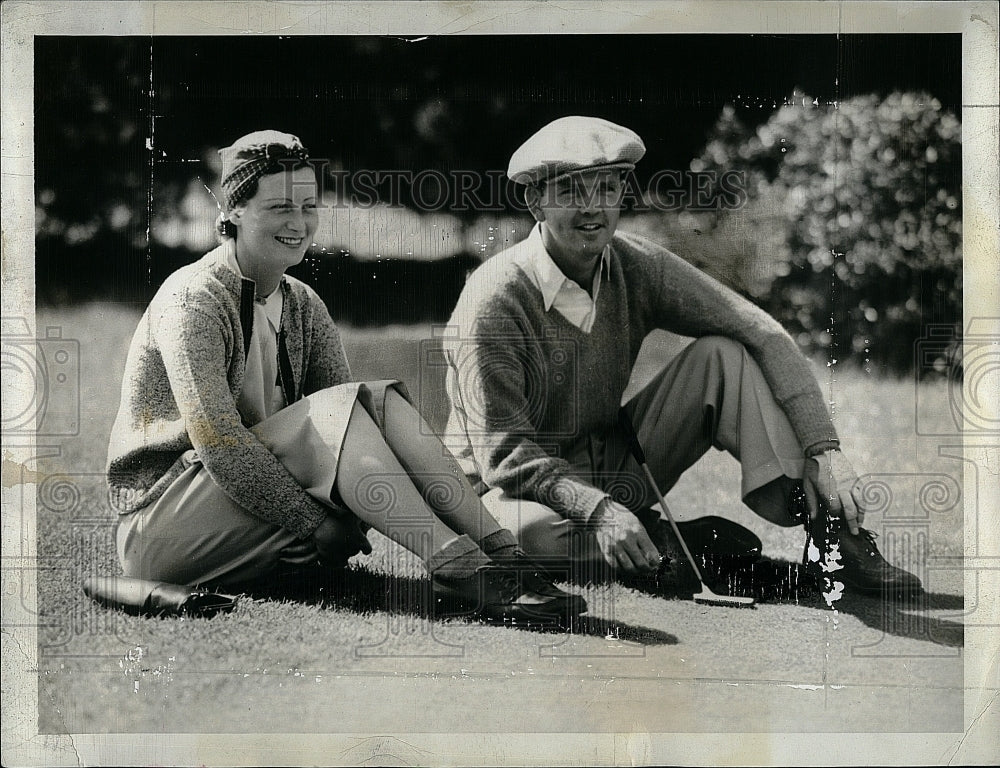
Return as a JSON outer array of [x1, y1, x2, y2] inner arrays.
[[507, 116, 646, 185]]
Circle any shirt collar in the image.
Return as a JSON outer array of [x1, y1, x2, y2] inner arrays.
[[523, 224, 611, 310]]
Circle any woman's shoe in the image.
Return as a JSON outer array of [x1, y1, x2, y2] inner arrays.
[[433, 560, 587, 625]]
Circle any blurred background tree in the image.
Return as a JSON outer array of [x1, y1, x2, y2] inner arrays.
[[684, 90, 961, 375], [34, 39, 152, 302], [33, 35, 962, 373]]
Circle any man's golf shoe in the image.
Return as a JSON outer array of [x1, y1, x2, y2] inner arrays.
[[637, 510, 762, 572], [803, 517, 923, 598], [627, 510, 762, 597]]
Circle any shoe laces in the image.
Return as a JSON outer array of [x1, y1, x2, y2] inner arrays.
[[481, 565, 521, 603], [854, 527, 888, 561], [511, 550, 561, 590], [822, 524, 888, 564]]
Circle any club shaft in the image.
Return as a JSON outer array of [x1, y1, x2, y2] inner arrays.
[[639, 463, 706, 585]]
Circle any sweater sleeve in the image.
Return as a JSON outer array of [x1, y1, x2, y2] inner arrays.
[[302, 291, 353, 395], [156, 304, 329, 538], [447, 307, 610, 524], [625, 233, 838, 452]]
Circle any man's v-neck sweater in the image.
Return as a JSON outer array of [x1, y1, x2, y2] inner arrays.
[[442, 228, 838, 524]]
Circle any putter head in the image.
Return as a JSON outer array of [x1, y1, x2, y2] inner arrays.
[[692, 584, 755, 608]]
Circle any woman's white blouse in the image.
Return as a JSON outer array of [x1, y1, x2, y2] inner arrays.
[[227, 250, 286, 425]]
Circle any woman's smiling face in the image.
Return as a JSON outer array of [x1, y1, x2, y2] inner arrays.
[[230, 167, 319, 270]]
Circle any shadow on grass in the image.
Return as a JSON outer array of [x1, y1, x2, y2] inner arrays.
[[651, 556, 965, 649], [241, 564, 678, 646], [830, 589, 965, 649]]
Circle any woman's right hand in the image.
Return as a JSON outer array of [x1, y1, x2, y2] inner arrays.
[[311, 514, 373, 569]]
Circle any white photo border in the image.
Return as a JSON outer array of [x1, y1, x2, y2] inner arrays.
[[2, 2, 997, 765]]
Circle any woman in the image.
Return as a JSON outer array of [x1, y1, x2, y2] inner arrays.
[[106, 130, 586, 623]]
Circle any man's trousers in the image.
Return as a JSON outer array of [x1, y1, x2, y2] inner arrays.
[[481, 336, 808, 570]]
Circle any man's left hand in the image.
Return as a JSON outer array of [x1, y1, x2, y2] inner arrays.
[[803, 450, 864, 535]]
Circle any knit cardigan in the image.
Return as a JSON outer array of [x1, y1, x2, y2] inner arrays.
[[106, 241, 352, 538], [442, 229, 839, 524]]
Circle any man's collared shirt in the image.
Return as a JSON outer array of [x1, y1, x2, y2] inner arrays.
[[514, 224, 611, 334]]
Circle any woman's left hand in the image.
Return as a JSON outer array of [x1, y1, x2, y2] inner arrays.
[[278, 538, 321, 567], [311, 514, 373, 568]]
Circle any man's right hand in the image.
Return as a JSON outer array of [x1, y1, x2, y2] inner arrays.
[[311, 514, 373, 569], [592, 499, 662, 575]]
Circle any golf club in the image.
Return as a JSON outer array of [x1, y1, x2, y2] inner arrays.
[[617, 407, 756, 608]]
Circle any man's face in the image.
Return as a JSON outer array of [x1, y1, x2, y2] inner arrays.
[[530, 169, 624, 268]]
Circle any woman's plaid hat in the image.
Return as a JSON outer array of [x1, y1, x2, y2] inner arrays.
[[218, 130, 309, 210]]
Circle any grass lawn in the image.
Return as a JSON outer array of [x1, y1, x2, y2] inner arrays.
[[28, 303, 967, 737]]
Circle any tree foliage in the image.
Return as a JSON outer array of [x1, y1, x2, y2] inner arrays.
[[693, 90, 962, 374], [33, 39, 962, 366]]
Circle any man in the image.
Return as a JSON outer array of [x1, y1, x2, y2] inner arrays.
[[440, 115, 922, 597]]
